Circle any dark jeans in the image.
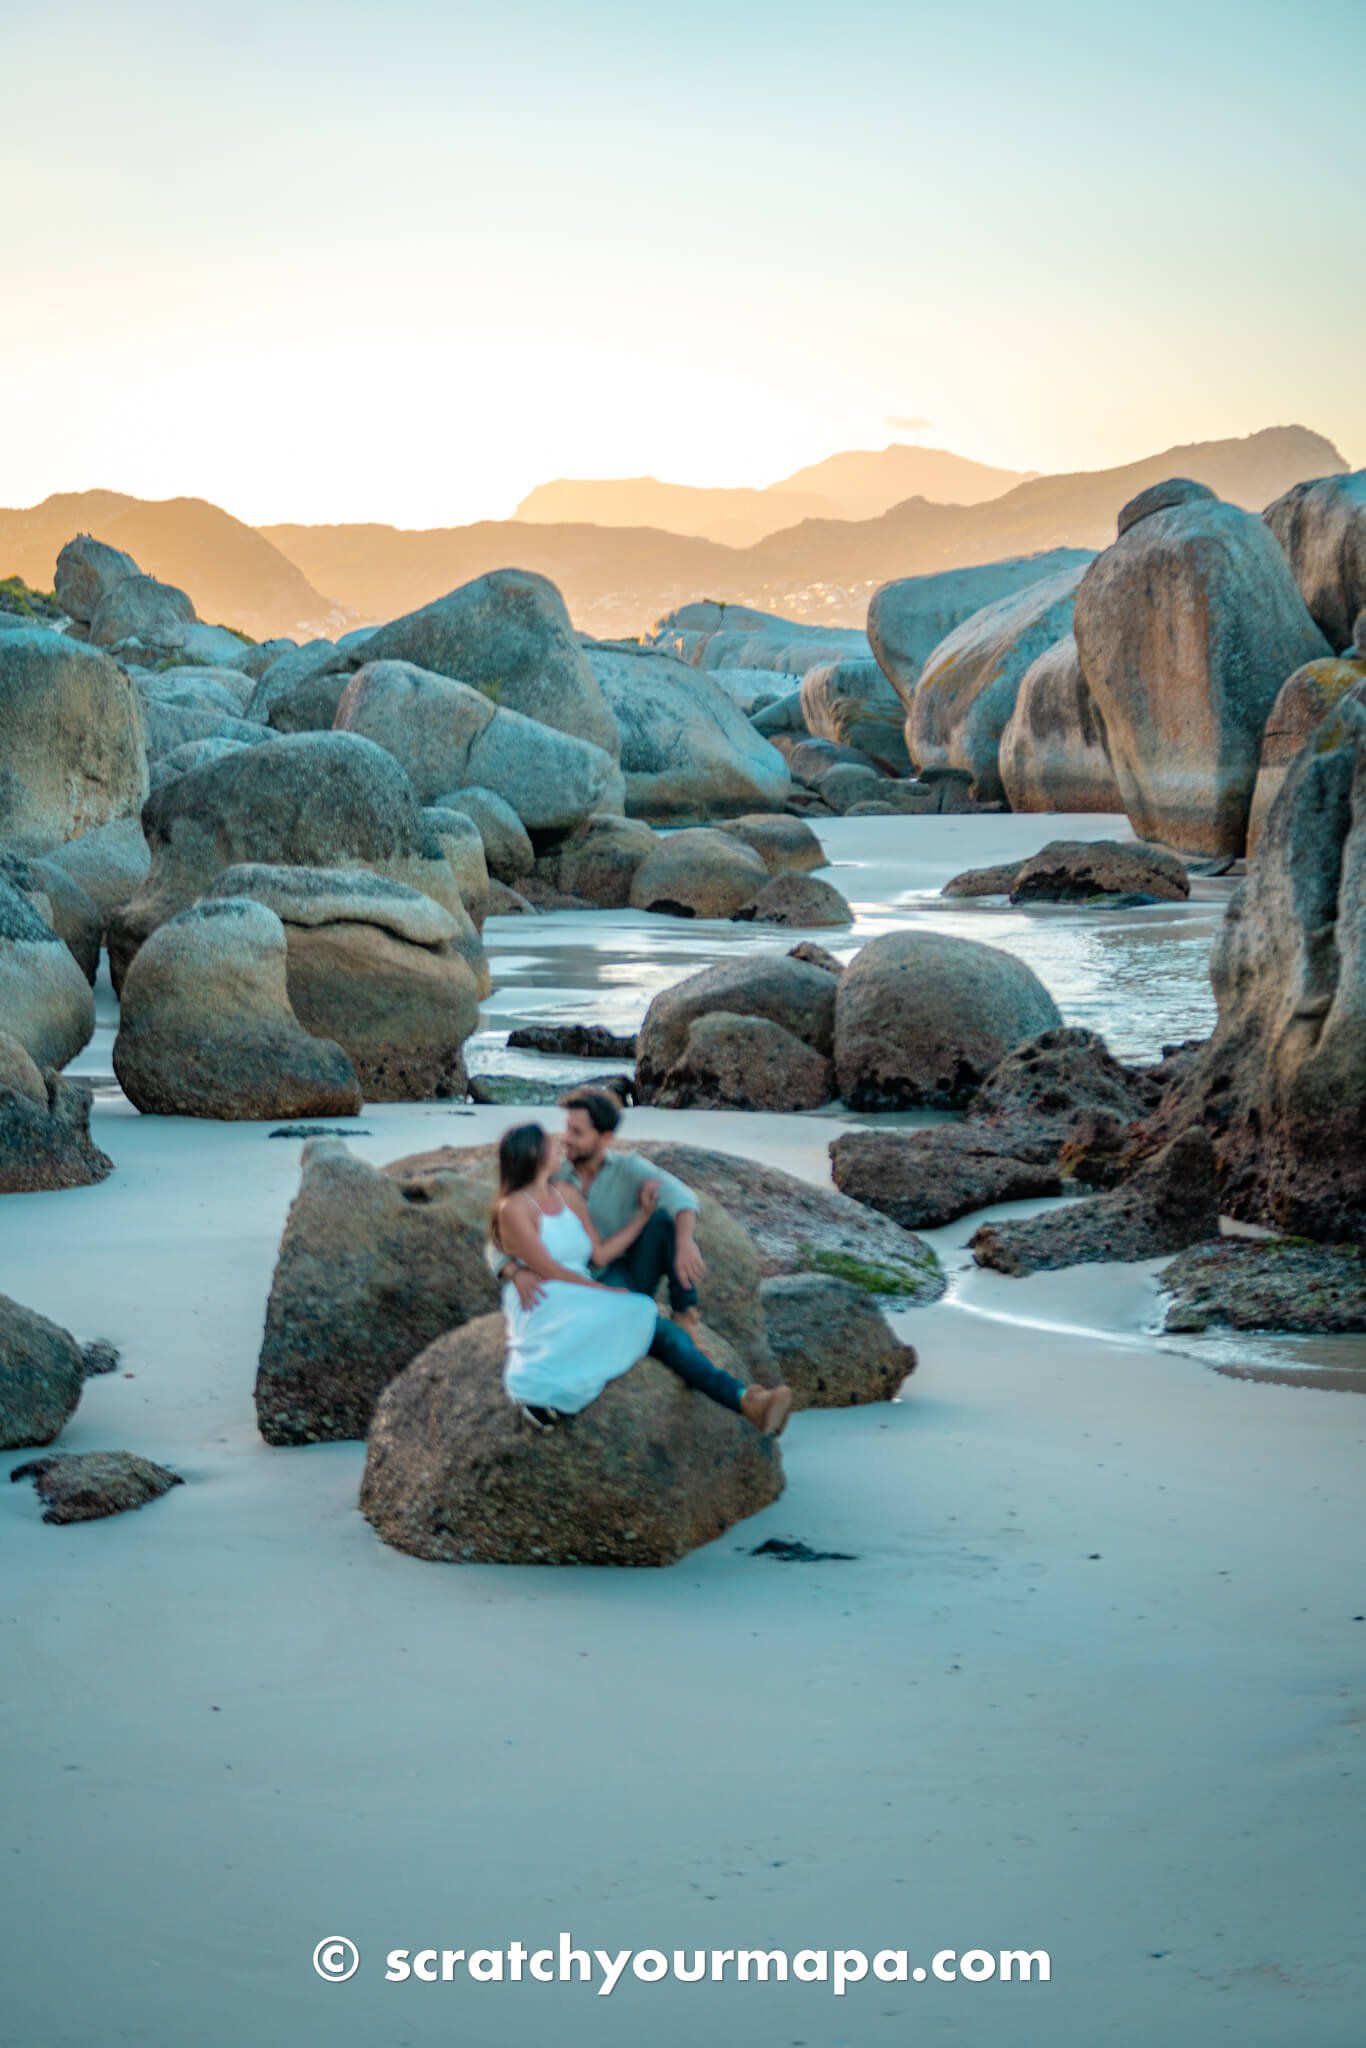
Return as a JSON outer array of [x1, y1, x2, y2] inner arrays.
[[594, 1210, 698, 1313], [597, 1212, 745, 1415]]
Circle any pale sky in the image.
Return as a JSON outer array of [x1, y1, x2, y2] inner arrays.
[[4, 0, 1362, 527]]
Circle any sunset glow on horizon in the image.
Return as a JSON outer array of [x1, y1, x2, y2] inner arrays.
[[5, 0, 1363, 529]]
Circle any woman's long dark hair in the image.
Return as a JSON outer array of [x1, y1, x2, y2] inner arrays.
[[490, 1122, 548, 1250]]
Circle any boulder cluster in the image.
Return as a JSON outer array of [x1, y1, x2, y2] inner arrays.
[[635, 930, 1062, 1113], [672, 469, 1365, 860]]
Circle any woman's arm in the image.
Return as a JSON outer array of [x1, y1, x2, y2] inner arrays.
[[496, 1196, 604, 1289], [561, 1180, 659, 1267]]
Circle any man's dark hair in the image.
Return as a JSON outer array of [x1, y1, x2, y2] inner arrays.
[[562, 1088, 623, 1134]]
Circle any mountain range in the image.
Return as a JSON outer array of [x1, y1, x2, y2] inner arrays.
[[0, 426, 1348, 642], [514, 445, 1034, 545]]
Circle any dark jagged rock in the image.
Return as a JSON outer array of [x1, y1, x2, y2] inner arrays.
[[966, 1026, 1168, 1166], [970, 1127, 1219, 1275], [507, 1024, 638, 1060], [1138, 690, 1366, 1239], [1009, 839, 1189, 904], [830, 1125, 1062, 1230], [10, 1451, 183, 1523], [1161, 1239, 1366, 1334]]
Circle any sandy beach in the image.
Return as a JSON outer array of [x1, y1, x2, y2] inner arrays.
[[4, 814, 1363, 2047]]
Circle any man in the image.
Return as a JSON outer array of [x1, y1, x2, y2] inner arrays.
[[489, 1088, 707, 1333]]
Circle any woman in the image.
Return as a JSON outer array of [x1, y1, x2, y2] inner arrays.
[[491, 1122, 793, 1436]]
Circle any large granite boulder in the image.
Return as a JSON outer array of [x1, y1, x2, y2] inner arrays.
[[637, 952, 837, 1096], [628, 828, 769, 918], [584, 642, 792, 819], [1, 1292, 86, 1450], [359, 1314, 782, 1566], [422, 806, 490, 935], [255, 1138, 499, 1444], [87, 572, 195, 650], [834, 931, 1062, 1109], [750, 687, 808, 738], [134, 681, 270, 763], [798, 656, 912, 771], [998, 634, 1123, 813], [356, 567, 620, 757], [0, 878, 94, 1070], [144, 663, 258, 713], [334, 659, 624, 833], [1073, 491, 1331, 854], [53, 535, 141, 623], [970, 1126, 1218, 1274], [650, 603, 867, 676], [148, 737, 252, 792], [1246, 658, 1366, 853], [42, 815, 150, 919], [1264, 470, 1366, 650], [436, 785, 534, 884], [906, 567, 1086, 801], [534, 814, 657, 907], [0, 853, 102, 981], [206, 866, 481, 1101], [633, 1140, 944, 1304], [760, 1272, 916, 1408], [732, 874, 852, 927], [0, 1034, 111, 1193], [1150, 689, 1366, 1237], [247, 641, 354, 732], [868, 550, 1094, 713], [107, 731, 466, 987], [716, 813, 824, 873], [646, 1010, 834, 1111], [113, 898, 362, 1119], [0, 628, 148, 853]]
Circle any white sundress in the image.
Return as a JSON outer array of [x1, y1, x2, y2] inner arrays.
[[501, 1198, 659, 1414]]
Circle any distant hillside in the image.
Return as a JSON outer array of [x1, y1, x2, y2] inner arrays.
[[269, 425, 1348, 637], [0, 490, 346, 641], [7, 427, 1345, 644], [260, 519, 735, 636], [734, 425, 1351, 590], [515, 444, 1028, 545]]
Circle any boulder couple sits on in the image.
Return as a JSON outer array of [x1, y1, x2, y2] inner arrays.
[[488, 1089, 793, 1436]]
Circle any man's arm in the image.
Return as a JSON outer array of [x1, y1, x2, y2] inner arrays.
[[617, 1152, 706, 1289], [615, 1150, 699, 1221]]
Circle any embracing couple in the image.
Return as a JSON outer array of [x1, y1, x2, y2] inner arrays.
[[486, 1089, 793, 1437]]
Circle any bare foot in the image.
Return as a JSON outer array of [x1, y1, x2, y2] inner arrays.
[[672, 1308, 703, 1340], [740, 1384, 794, 1438]]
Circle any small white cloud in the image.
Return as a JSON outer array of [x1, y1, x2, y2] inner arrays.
[[885, 414, 932, 432]]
